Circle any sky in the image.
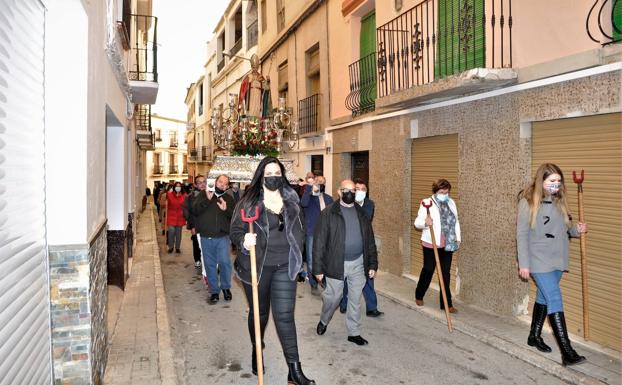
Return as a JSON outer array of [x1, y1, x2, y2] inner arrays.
[[152, 0, 229, 120]]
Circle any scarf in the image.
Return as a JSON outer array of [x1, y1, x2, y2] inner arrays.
[[438, 199, 459, 252]]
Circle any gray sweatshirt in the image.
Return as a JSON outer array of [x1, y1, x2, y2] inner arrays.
[[516, 198, 580, 273]]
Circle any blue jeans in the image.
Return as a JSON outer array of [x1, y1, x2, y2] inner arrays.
[[199, 235, 232, 294], [305, 235, 318, 288], [340, 275, 378, 313], [531, 270, 564, 314]]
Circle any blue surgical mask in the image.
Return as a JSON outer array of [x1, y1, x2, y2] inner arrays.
[[355, 190, 366, 202], [174, 186, 182, 193], [436, 193, 449, 202], [545, 182, 561, 194]]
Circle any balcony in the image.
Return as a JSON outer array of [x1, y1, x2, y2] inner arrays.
[[155, 132, 162, 141], [247, 19, 258, 48], [169, 165, 178, 175], [188, 148, 198, 162], [153, 164, 163, 175], [201, 145, 210, 162], [135, 104, 155, 150], [376, 0, 517, 110], [346, 52, 377, 116], [217, 58, 225, 73], [298, 94, 320, 136], [128, 14, 159, 104], [182, 165, 188, 174], [231, 38, 242, 56], [169, 136, 178, 148]]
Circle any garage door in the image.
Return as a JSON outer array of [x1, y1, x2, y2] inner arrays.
[[531, 113, 621, 352], [0, 0, 52, 383], [410, 134, 460, 293]]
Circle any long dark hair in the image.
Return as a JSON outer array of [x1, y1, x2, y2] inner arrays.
[[238, 157, 290, 209]]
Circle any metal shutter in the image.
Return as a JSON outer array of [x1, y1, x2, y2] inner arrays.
[[531, 113, 622, 351], [0, 0, 52, 384], [410, 134, 460, 292]]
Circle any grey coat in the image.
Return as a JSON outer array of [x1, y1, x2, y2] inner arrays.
[[516, 198, 580, 273]]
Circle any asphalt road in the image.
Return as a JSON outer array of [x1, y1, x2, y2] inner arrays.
[[158, 226, 568, 385]]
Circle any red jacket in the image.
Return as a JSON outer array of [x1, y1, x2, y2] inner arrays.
[[166, 191, 187, 227]]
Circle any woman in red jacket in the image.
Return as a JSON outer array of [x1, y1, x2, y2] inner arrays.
[[166, 181, 187, 253]]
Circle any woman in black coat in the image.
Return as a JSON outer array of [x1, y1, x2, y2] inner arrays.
[[230, 157, 315, 385]]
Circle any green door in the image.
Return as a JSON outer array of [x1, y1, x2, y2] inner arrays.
[[360, 11, 376, 112], [435, 0, 485, 78], [614, 0, 622, 42]]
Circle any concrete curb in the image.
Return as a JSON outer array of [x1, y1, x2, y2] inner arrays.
[[376, 287, 608, 385], [148, 207, 179, 385]]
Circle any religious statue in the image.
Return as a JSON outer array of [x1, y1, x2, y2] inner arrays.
[[239, 54, 271, 118]]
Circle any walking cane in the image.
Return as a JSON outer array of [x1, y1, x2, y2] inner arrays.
[[241, 207, 264, 384], [573, 170, 590, 340], [422, 200, 453, 333]]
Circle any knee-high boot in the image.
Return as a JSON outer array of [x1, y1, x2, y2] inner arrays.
[[251, 341, 265, 376], [287, 362, 315, 385], [548, 312, 586, 366], [527, 303, 552, 352]]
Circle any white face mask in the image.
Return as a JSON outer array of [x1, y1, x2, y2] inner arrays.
[[174, 186, 182, 193], [436, 193, 449, 202], [355, 190, 366, 202]]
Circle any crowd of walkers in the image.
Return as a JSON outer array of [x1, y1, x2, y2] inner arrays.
[[151, 159, 587, 384]]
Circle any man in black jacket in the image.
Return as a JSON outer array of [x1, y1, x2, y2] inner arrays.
[[182, 175, 206, 270], [193, 175, 235, 304], [313, 179, 378, 346]]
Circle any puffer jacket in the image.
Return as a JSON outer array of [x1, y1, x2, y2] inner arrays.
[[166, 191, 187, 227]]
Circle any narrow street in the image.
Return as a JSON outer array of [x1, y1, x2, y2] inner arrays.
[[156, 218, 568, 385]]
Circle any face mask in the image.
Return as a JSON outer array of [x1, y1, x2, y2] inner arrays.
[[341, 191, 355, 204], [215, 186, 226, 196], [319, 184, 325, 193], [174, 186, 182, 193], [312, 190, 321, 197], [355, 190, 366, 202], [436, 193, 449, 202], [545, 182, 561, 194], [264, 176, 284, 191], [232, 184, 239, 191]]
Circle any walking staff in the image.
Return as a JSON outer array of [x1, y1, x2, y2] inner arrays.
[[241, 207, 264, 385], [573, 170, 589, 340], [422, 199, 453, 332]]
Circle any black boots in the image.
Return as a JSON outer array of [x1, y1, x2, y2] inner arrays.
[[527, 303, 552, 352], [548, 312, 586, 366], [251, 342, 265, 376], [287, 362, 316, 385]]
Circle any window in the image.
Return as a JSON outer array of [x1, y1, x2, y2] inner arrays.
[[278, 60, 288, 103], [261, 0, 267, 34], [198, 83, 204, 116], [217, 32, 225, 72], [276, 0, 285, 32], [306, 44, 320, 96], [232, 6, 243, 55]]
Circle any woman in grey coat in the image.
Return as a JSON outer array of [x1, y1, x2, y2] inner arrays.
[[517, 163, 588, 366]]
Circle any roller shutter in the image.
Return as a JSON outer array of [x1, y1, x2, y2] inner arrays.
[[531, 113, 622, 352], [410, 134, 460, 293], [0, 0, 52, 383]]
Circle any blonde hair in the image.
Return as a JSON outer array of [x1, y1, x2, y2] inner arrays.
[[519, 163, 571, 229]]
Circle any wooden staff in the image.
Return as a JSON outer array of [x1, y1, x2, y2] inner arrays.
[[241, 207, 263, 384], [422, 200, 453, 333], [573, 170, 589, 340]]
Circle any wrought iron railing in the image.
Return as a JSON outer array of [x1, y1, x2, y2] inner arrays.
[[189, 148, 198, 162], [587, 0, 622, 45], [231, 38, 242, 56], [376, 0, 513, 98], [135, 104, 152, 132], [153, 164, 163, 174], [128, 14, 158, 82], [155, 131, 162, 141], [298, 94, 320, 135], [201, 145, 209, 161], [169, 136, 178, 148], [247, 19, 258, 48], [169, 165, 178, 174], [346, 52, 377, 116]]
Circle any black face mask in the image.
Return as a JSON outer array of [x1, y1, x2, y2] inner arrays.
[[319, 184, 325, 193], [341, 191, 355, 204], [215, 186, 227, 196], [264, 176, 284, 191]]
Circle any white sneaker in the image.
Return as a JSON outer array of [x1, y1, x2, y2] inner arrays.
[[194, 261, 201, 268]]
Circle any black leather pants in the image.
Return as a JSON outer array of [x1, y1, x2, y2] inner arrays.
[[242, 264, 299, 363]]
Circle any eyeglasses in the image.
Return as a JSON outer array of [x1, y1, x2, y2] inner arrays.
[[340, 188, 355, 193], [278, 213, 284, 232]]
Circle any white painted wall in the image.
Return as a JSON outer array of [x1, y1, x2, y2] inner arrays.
[[44, 0, 88, 245]]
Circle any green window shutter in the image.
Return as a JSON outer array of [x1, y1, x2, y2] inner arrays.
[[614, 0, 622, 42], [435, 0, 485, 79], [360, 11, 377, 109]]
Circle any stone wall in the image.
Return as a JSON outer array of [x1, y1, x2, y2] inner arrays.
[[49, 222, 108, 385], [331, 69, 621, 316]]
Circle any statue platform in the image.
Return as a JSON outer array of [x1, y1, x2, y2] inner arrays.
[[207, 155, 298, 184]]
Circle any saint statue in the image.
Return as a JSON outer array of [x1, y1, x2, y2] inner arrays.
[[239, 54, 271, 118]]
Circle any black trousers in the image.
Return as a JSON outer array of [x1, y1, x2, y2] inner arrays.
[[242, 264, 299, 363], [415, 246, 454, 309], [190, 233, 201, 263]]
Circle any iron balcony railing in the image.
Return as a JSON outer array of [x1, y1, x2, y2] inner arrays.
[[587, 0, 622, 46], [189, 148, 198, 162], [169, 165, 178, 174], [135, 104, 152, 132], [201, 146, 209, 161], [153, 164, 163, 174], [247, 19, 258, 48], [376, 0, 513, 98], [346, 52, 377, 116], [128, 14, 158, 82], [155, 131, 162, 141], [298, 94, 320, 135], [169, 136, 178, 148], [231, 38, 242, 56]]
